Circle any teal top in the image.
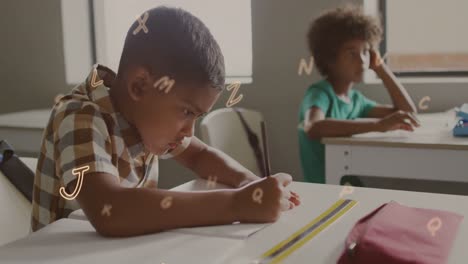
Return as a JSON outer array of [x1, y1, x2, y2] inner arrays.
[[298, 79, 377, 183]]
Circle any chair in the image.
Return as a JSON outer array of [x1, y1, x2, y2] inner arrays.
[[0, 157, 36, 246], [200, 108, 265, 177]]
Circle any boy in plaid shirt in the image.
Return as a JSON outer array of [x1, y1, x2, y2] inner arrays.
[[32, 6, 300, 236]]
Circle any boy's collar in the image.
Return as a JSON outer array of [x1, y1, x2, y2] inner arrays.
[[85, 64, 116, 114], [115, 113, 146, 159], [85, 64, 146, 158]]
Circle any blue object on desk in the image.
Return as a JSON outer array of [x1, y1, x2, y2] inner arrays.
[[456, 111, 468, 120], [453, 119, 468, 137], [456, 103, 468, 119]]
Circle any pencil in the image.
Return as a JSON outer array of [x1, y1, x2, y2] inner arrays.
[[261, 121, 271, 177]]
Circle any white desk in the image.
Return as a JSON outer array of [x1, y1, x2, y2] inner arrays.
[[0, 109, 50, 156], [0, 179, 467, 263], [323, 112, 468, 185]]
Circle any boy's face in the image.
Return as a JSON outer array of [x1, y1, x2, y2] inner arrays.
[[126, 71, 221, 155], [330, 39, 371, 83]]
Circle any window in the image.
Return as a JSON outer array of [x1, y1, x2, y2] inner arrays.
[[61, 0, 253, 84], [364, 0, 468, 82]]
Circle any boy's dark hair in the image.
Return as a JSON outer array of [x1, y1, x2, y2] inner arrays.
[[117, 6, 225, 90], [307, 5, 382, 76]]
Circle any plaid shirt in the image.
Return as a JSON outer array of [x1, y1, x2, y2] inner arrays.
[[31, 65, 190, 231]]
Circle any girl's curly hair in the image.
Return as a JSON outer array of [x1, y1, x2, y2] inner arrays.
[[307, 5, 383, 76]]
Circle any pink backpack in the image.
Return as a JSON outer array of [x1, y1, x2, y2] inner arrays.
[[337, 201, 463, 264]]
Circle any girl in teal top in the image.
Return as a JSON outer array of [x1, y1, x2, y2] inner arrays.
[[299, 6, 419, 183]]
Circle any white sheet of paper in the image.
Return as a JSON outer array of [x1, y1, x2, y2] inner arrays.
[[169, 222, 270, 240], [69, 209, 270, 240], [0, 219, 244, 264]]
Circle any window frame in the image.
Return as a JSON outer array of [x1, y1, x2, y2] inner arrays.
[[61, 0, 253, 85], [379, 0, 468, 78]]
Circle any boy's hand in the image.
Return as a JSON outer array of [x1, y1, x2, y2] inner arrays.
[[232, 173, 300, 223], [375, 110, 421, 132], [369, 49, 384, 71]]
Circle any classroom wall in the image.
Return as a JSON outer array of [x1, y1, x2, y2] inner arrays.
[[0, 0, 74, 112], [1, 0, 468, 188]]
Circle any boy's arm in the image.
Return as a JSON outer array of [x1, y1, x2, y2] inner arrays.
[[370, 50, 418, 114], [72, 171, 290, 237], [173, 137, 261, 188], [73, 173, 235, 236]]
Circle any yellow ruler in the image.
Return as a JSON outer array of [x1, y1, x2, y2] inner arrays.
[[254, 199, 357, 264]]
